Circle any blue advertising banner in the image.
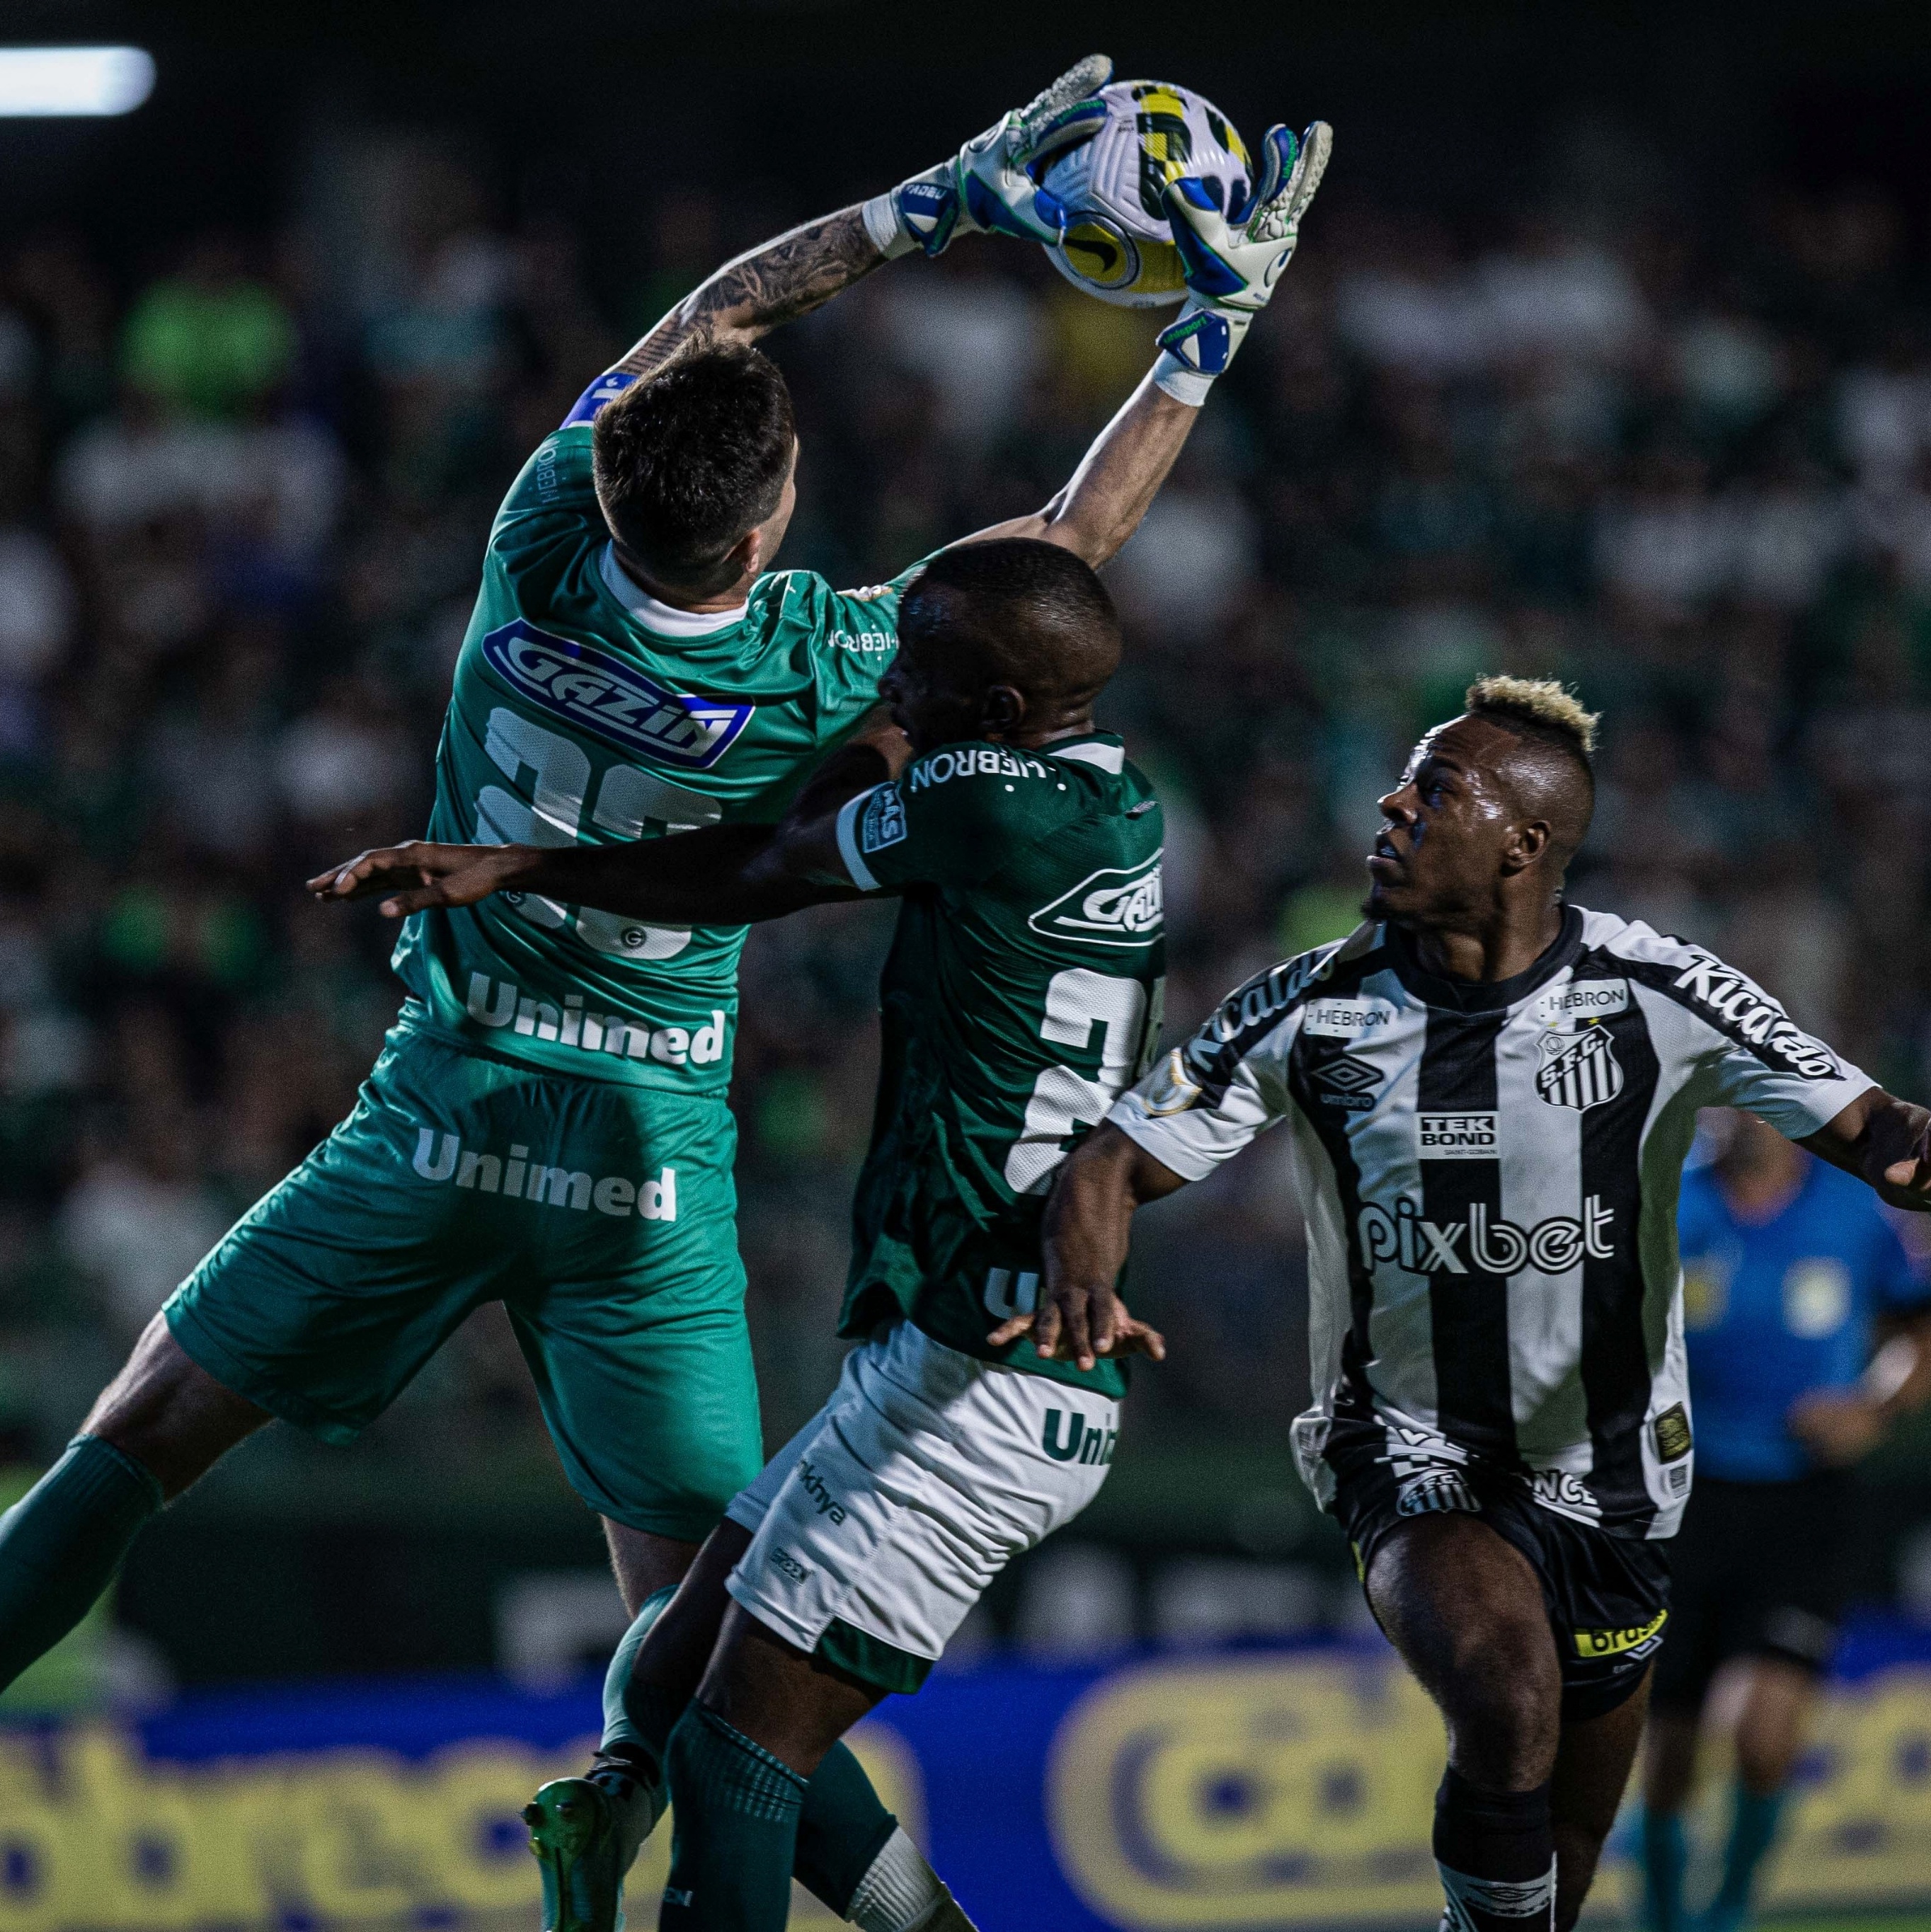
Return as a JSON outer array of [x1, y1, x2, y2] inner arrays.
[[0, 1625, 1927, 1928]]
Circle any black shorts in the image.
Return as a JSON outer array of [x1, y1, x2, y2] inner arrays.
[[1649, 1471, 1853, 1713], [1326, 1420, 1672, 1724]]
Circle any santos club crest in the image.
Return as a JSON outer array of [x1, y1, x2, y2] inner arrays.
[[1536, 1025, 1623, 1112]]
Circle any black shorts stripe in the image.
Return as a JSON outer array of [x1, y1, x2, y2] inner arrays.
[[1419, 1008, 1516, 1461]]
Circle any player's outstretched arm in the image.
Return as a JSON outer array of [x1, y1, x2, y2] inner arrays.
[[613, 58, 1113, 381], [961, 118, 1333, 569], [989, 1122, 1183, 1371], [962, 370, 1201, 570], [1803, 1087, 1931, 1212], [309, 720, 907, 926], [614, 207, 885, 381]]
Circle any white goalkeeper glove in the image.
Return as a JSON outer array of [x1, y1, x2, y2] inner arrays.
[[863, 55, 1112, 258], [1154, 119, 1334, 405]]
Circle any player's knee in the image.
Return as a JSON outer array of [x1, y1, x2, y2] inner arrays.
[[84, 1317, 266, 1498], [1441, 1629, 1562, 1786], [1734, 1724, 1799, 1797]]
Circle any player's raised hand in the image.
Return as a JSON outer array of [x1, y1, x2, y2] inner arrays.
[[864, 55, 1112, 258], [1154, 118, 1333, 393], [308, 841, 532, 919], [988, 1283, 1166, 1374]]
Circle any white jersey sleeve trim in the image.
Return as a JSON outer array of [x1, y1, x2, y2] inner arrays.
[[835, 788, 884, 892], [1108, 1040, 1295, 1183], [1050, 740, 1125, 774], [1107, 1097, 1230, 1184]]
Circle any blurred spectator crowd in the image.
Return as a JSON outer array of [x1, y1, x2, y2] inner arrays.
[[1, 134, 1929, 1476]]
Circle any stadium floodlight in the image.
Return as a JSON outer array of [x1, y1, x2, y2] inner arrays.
[[0, 46, 154, 117]]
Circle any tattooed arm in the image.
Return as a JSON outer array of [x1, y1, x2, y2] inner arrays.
[[609, 58, 1114, 381], [614, 207, 885, 379]]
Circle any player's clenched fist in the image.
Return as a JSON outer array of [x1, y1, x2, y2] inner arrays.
[[309, 841, 533, 918]]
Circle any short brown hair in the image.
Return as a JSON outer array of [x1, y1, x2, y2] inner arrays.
[[592, 341, 796, 590]]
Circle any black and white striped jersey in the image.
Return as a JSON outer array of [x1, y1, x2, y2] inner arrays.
[[1108, 906, 1875, 1539]]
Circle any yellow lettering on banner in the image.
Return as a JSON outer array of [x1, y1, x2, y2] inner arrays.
[[0, 1728, 595, 1931], [64, 1727, 259, 1928], [0, 1715, 926, 1932], [1049, 1657, 1931, 1930], [4, 1666, 1931, 1928], [0, 1730, 85, 1932], [1048, 1657, 1450, 1927]]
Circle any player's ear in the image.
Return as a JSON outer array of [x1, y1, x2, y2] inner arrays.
[[1503, 820, 1552, 873], [725, 522, 766, 580], [980, 684, 1025, 736]]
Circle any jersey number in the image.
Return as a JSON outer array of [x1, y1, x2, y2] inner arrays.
[[1004, 968, 1162, 1195], [476, 709, 721, 962]]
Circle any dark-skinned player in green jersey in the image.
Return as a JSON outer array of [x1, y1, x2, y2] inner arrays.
[[323, 538, 1173, 1932]]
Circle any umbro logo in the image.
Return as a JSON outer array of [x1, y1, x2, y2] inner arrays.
[[1312, 1053, 1382, 1112]]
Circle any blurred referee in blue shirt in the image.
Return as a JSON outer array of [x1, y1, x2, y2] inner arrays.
[[1641, 1108, 1931, 1932]]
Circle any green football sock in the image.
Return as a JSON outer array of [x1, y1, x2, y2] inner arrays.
[[604, 1589, 942, 1926], [1640, 1807, 1688, 1932], [1707, 1782, 1784, 1932], [0, 1435, 163, 1692], [794, 1737, 900, 1914], [600, 1585, 679, 1767], [660, 1705, 806, 1931]]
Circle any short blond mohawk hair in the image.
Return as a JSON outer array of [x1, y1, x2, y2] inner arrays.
[[1465, 676, 1600, 756]]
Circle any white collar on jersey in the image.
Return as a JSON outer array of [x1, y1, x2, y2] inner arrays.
[[600, 544, 749, 637], [1048, 738, 1125, 774]]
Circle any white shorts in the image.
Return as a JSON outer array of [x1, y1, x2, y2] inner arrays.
[[724, 1320, 1119, 1689]]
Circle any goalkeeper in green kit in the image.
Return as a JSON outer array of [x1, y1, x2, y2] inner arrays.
[[0, 40, 1329, 1932]]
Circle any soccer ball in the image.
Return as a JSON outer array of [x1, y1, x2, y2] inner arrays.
[[1040, 80, 1253, 308]]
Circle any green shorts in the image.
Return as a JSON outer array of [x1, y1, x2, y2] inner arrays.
[[165, 1016, 760, 1541]]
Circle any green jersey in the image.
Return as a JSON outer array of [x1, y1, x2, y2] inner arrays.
[[392, 372, 919, 1094], [831, 732, 1165, 1397]]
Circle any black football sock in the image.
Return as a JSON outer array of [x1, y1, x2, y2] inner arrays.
[[0, 1435, 162, 1691], [660, 1704, 806, 1931], [791, 1737, 900, 1917], [1433, 1768, 1556, 1932]]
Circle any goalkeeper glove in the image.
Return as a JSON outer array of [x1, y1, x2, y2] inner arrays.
[[1154, 119, 1334, 405], [863, 55, 1112, 258]]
